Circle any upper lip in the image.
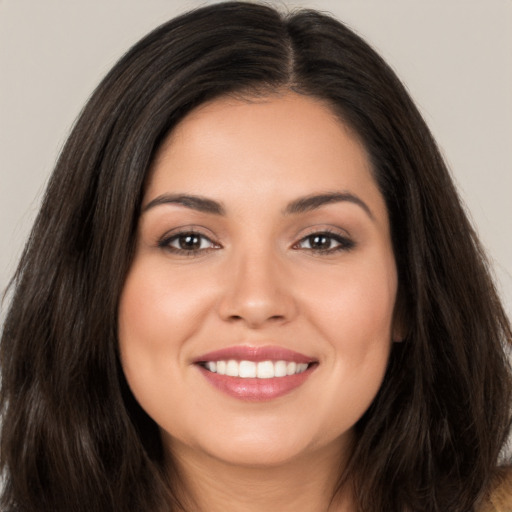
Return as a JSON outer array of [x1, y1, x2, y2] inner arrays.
[[193, 345, 316, 364]]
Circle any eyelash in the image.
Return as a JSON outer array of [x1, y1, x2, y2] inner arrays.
[[158, 229, 355, 256], [158, 230, 220, 256], [293, 230, 355, 254]]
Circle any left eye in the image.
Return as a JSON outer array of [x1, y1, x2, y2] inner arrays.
[[162, 232, 217, 252], [295, 232, 353, 252]]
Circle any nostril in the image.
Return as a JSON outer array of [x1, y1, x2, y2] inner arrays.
[[219, 290, 297, 327]]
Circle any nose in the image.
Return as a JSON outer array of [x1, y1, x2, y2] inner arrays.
[[217, 249, 297, 329]]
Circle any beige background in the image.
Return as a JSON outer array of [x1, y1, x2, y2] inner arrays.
[[1, 0, 511, 319]]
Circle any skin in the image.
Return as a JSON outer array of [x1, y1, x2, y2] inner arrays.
[[118, 92, 400, 511]]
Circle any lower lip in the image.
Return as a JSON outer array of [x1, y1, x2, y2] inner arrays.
[[196, 364, 316, 401]]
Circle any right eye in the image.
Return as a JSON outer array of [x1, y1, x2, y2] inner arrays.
[[159, 231, 219, 255]]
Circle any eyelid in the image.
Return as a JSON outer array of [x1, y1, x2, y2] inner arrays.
[[155, 224, 355, 256], [296, 224, 351, 239], [157, 226, 221, 255], [292, 226, 355, 253]]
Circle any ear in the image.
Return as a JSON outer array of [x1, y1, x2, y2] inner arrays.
[[392, 289, 409, 343]]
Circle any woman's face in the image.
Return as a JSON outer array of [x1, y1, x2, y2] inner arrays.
[[118, 92, 399, 468]]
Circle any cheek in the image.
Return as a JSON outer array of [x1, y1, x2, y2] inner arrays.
[[117, 260, 203, 415], [300, 256, 397, 424], [118, 259, 214, 356], [304, 255, 397, 349]]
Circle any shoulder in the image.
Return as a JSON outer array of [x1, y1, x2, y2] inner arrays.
[[478, 467, 512, 512]]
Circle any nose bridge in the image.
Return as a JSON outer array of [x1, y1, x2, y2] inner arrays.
[[218, 243, 295, 327]]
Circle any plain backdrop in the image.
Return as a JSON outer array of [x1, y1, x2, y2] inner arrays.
[[0, 0, 511, 319]]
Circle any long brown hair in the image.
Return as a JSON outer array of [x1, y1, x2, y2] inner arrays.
[[1, 2, 511, 511]]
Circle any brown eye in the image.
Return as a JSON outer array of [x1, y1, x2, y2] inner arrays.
[[159, 231, 219, 254], [177, 233, 202, 250], [307, 234, 334, 250], [295, 232, 355, 253]]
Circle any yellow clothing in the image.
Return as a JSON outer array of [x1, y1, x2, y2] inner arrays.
[[479, 468, 512, 512]]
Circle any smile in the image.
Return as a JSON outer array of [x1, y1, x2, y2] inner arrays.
[[201, 360, 310, 378], [194, 346, 317, 401]]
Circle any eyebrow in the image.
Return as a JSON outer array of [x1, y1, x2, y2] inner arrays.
[[142, 191, 373, 220], [283, 192, 374, 220], [143, 194, 226, 215]]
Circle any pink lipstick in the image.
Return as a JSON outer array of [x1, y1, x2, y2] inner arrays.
[[194, 345, 317, 401]]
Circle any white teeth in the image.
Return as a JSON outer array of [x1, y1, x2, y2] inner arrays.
[[297, 363, 308, 373], [226, 360, 238, 377], [202, 359, 310, 378], [286, 361, 297, 375], [274, 360, 287, 377], [239, 360, 257, 378], [216, 360, 226, 375], [257, 361, 274, 379]]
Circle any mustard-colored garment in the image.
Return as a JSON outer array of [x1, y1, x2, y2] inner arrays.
[[479, 469, 512, 512]]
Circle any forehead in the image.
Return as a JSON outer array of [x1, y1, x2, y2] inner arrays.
[[155, 92, 363, 159], [146, 92, 385, 220]]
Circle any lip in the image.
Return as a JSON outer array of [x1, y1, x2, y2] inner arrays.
[[193, 345, 315, 364], [193, 345, 318, 401]]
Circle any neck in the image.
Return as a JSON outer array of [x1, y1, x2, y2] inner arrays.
[[166, 439, 355, 512]]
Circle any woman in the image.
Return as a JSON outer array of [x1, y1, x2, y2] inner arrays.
[[1, 2, 511, 511]]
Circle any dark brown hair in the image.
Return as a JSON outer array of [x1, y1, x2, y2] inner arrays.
[[1, 2, 511, 511]]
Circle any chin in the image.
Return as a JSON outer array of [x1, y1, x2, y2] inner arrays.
[[204, 442, 315, 469], [163, 417, 350, 470]]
